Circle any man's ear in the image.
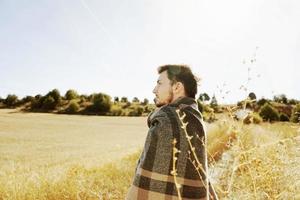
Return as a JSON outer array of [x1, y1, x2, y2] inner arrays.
[[173, 82, 185, 94]]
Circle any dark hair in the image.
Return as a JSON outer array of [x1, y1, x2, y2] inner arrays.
[[157, 64, 200, 98]]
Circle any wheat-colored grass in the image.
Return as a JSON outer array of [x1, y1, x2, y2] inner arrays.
[[0, 109, 145, 200], [207, 119, 300, 200], [0, 109, 299, 200]]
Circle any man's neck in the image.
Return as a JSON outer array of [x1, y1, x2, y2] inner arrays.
[[171, 95, 186, 103]]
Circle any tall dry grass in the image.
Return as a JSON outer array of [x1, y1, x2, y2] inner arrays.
[[207, 119, 300, 199], [0, 109, 299, 200], [0, 151, 140, 200]]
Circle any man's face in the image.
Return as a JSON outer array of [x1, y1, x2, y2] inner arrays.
[[152, 71, 174, 107]]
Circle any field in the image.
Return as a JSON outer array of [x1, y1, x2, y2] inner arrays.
[[0, 109, 147, 199], [207, 117, 300, 199], [0, 109, 299, 199]]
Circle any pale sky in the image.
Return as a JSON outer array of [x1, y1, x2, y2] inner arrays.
[[0, 0, 299, 103]]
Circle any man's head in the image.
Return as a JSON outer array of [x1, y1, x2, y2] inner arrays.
[[152, 64, 199, 107]]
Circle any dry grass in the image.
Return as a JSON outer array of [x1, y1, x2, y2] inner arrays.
[[0, 109, 299, 199], [207, 118, 300, 200], [0, 109, 145, 200], [0, 151, 140, 200]]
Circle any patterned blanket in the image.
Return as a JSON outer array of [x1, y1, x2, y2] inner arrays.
[[126, 97, 218, 200]]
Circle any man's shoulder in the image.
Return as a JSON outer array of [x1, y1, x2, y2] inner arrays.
[[149, 105, 177, 118], [147, 105, 177, 127]]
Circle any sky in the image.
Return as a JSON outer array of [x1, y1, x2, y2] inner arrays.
[[0, 0, 299, 104]]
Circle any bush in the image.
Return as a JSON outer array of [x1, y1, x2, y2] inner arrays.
[[128, 106, 144, 116], [30, 95, 43, 109], [20, 96, 35, 104], [121, 97, 128, 103], [42, 96, 56, 110], [243, 112, 262, 124], [132, 97, 139, 103], [141, 98, 149, 105], [273, 94, 288, 104], [86, 93, 112, 113], [202, 112, 217, 123], [122, 102, 131, 109], [288, 99, 299, 105], [198, 93, 210, 102], [65, 89, 78, 100], [136, 107, 144, 115], [210, 95, 218, 111], [248, 92, 257, 101], [144, 105, 154, 114], [243, 115, 252, 124], [237, 100, 254, 109], [252, 113, 263, 124], [31, 90, 62, 111], [79, 95, 88, 104], [114, 97, 119, 103], [257, 98, 270, 107], [47, 89, 61, 104], [66, 101, 80, 114], [110, 106, 123, 116], [4, 94, 19, 107], [279, 113, 290, 122], [34, 89, 62, 110], [259, 103, 280, 122], [291, 104, 300, 123]]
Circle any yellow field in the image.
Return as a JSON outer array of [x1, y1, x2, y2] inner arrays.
[[0, 109, 147, 200], [207, 118, 300, 200], [0, 109, 299, 200]]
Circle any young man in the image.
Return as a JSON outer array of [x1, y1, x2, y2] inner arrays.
[[126, 65, 218, 200]]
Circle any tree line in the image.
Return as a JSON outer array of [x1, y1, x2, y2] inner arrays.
[[197, 92, 300, 124], [0, 90, 299, 123], [0, 89, 153, 116]]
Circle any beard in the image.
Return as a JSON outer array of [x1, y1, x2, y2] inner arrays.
[[154, 90, 174, 107]]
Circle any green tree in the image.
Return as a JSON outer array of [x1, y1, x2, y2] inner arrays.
[[47, 89, 61, 103], [65, 89, 78, 100], [142, 98, 149, 105], [42, 96, 56, 110], [210, 95, 218, 111], [66, 101, 80, 114], [114, 97, 119, 102], [128, 106, 144, 116], [21, 96, 34, 104], [79, 95, 88, 103], [132, 97, 139, 103], [198, 93, 210, 102], [279, 113, 290, 122], [88, 94, 96, 102], [291, 104, 300, 123], [122, 102, 131, 109], [4, 94, 18, 107], [288, 99, 299, 105], [273, 94, 288, 104], [248, 92, 257, 101], [110, 106, 123, 116], [121, 97, 128, 103], [259, 103, 280, 122], [39, 89, 62, 110], [257, 98, 270, 107], [30, 95, 43, 109], [88, 93, 112, 113]]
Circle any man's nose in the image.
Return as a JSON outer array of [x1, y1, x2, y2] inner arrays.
[[152, 86, 157, 94]]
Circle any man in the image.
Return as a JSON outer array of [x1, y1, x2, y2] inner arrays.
[[126, 65, 218, 200]]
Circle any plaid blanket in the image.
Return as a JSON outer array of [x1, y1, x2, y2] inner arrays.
[[126, 97, 218, 200]]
